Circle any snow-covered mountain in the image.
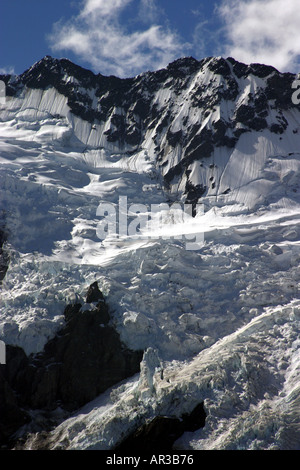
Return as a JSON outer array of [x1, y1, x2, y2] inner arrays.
[[0, 55, 300, 450]]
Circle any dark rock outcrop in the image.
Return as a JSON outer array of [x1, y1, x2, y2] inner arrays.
[[2, 54, 297, 165], [85, 280, 105, 303], [1, 54, 299, 214], [0, 282, 143, 446], [0, 227, 9, 282], [0, 356, 29, 446], [115, 402, 206, 451]]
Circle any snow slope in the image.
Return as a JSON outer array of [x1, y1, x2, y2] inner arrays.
[[0, 56, 300, 449], [20, 300, 300, 450]]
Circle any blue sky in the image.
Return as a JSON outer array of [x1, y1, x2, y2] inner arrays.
[[1, 0, 300, 77]]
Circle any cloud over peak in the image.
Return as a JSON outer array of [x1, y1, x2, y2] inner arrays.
[[48, 0, 300, 78], [49, 0, 189, 77], [218, 0, 300, 72]]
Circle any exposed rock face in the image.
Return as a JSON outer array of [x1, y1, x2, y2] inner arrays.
[[0, 353, 29, 445], [1, 54, 298, 210], [0, 282, 143, 446], [0, 227, 9, 282], [114, 402, 207, 451], [85, 280, 105, 303]]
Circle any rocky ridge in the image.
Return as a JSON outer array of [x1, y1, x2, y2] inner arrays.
[[0, 282, 143, 447], [1, 55, 297, 209]]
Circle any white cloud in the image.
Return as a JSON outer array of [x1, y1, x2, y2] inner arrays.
[[138, 0, 162, 23], [192, 18, 224, 60], [0, 66, 15, 75], [218, 0, 300, 72], [80, 0, 132, 19], [49, 0, 188, 77]]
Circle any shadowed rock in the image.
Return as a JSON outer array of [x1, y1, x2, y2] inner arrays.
[[115, 402, 207, 451], [0, 227, 9, 282], [0, 282, 143, 446], [85, 280, 105, 303]]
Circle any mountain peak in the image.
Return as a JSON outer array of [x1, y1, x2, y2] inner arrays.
[[1, 51, 300, 452], [166, 56, 201, 71], [19, 55, 98, 89]]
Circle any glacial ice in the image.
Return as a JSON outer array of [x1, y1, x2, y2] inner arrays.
[[1, 67, 300, 450]]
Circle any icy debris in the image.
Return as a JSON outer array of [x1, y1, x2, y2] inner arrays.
[[1, 57, 300, 449], [20, 298, 300, 450], [138, 348, 164, 397]]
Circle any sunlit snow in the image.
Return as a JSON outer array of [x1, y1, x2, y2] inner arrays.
[[1, 66, 300, 450]]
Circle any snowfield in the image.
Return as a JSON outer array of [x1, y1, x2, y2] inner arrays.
[[1, 57, 300, 450]]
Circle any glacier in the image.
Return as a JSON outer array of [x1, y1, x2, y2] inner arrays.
[[0, 55, 300, 450]]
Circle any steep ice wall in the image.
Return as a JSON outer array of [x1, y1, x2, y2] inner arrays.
[[2, 55, 300, 213]]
